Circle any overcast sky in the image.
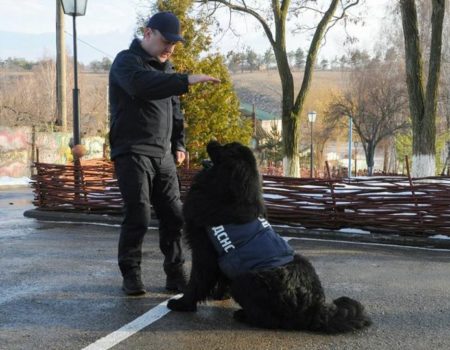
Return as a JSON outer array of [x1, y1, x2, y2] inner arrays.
[[0, 0, 391, 64]]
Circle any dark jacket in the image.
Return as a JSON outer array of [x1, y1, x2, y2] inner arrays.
[[208, 218, 294, 279], [109, 39, 189, 160]]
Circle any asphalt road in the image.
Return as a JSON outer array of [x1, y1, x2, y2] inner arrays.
[[1, 188, 450, 350]]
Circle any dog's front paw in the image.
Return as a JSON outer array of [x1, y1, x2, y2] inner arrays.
[[212, 286, 231, 300], [211, 276, 231, 300], [233, 309, 247, 323], [167, 297, 197, 312]]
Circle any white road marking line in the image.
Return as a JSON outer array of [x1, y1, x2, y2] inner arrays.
[[81, 294, 182, 350]]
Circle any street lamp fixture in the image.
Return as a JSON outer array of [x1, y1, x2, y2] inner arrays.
[[60, 0, 88, 151], [307, 111, 317, 178]]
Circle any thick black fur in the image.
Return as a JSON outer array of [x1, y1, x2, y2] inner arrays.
[[167, 141, 372, 333]]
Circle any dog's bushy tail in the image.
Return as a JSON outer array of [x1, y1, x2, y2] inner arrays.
[[309, 296, 372, 334]]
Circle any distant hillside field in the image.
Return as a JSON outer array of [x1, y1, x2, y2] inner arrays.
[[231, 70, 349, 117]]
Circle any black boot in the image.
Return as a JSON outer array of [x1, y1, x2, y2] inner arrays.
[[164, 264, 187, 293], [122, 273, 146, 296]]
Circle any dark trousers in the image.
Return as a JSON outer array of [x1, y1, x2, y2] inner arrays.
[[114, 152, 184, 278]]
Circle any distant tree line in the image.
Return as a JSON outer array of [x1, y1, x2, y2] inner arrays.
[[225, 47, 309, 73], [223, 47, 382, 73], [0, 56, 112, 73], [2, 48, 375, 75]]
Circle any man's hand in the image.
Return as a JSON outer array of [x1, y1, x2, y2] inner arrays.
[[175, 151, 186, 166], [188, 74, 221, 85]]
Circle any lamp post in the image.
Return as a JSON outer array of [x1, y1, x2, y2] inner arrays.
[[308, 111, 317, 178], [354, 141, 359, 176], [60, 0, 88, 148]]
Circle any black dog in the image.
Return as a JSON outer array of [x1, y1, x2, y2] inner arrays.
[[168, 141, 371, 333]]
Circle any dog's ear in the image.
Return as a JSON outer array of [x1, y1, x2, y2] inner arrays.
[[207, 141, 222, 164]]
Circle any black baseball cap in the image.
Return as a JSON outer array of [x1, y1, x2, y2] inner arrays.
[[146, 12, 184, 43]]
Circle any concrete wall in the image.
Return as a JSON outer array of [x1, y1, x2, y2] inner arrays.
[[0, 126, 106, 178]]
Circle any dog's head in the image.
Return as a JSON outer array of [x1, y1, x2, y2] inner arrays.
[[206, 141, 256, 168], [184, 141, 266, 224], [204, 140, 261, 200]]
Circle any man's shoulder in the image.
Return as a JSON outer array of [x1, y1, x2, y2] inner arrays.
[[115, 48, 138, 61], [111, 49, 141, 69]]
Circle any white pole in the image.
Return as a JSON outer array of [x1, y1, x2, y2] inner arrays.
[[106, 84, 109, 132], [348, 116, 352, 178]]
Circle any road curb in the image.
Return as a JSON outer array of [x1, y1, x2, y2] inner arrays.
[[23, 209, 450, 250], [23, 208, 159, 227], [275, 226, 450, 249]]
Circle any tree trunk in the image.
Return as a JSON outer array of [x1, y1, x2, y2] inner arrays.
[[383, 141, 389, 173], [278, 59, 297, 176], [365, 140, 375, 176], [271, 0, 298, 177], [286, 0, 340, 176], [400, 0, 445, 177]]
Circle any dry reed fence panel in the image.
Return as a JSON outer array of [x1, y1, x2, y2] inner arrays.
[[263, 175, 450, 236], [32, 160, 122, 214], [30, 162, 450, 236]]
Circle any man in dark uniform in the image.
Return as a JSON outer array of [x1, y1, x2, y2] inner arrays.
[[109, 11, 220, 295]]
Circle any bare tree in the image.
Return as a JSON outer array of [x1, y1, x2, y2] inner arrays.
[[0, 57, 108, 136], [399, 0, 445, 176], [327, 60, 409, 175], [196, 0, 362, 176], [0, 60, 57, 130]]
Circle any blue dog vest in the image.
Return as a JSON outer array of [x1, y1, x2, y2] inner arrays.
[[208, 218, 294, 279]]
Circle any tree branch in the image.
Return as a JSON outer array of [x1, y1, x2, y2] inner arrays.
[[292, 0, 340, 115], [424, 0, 445, 118], [197, 0, 276, 46]]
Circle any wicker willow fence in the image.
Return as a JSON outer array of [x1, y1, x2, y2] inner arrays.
[[262, 175, 450, 236], [30, 160, 450, 236]]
